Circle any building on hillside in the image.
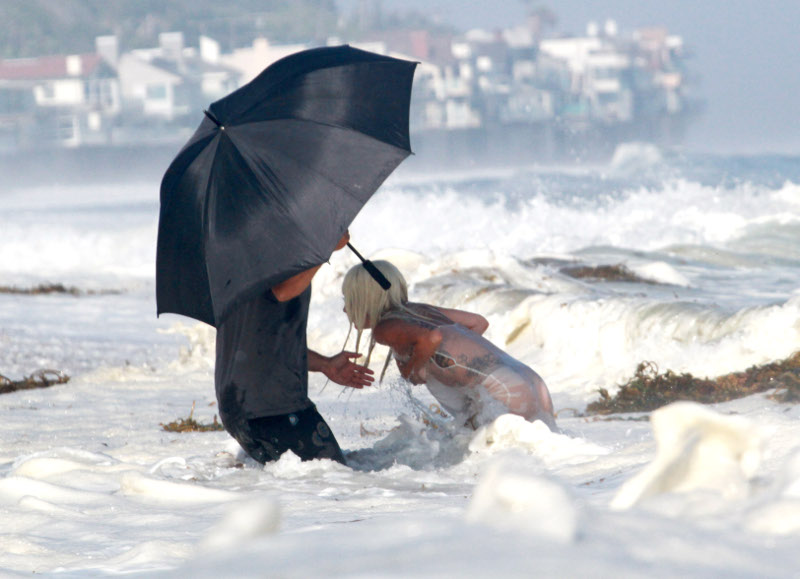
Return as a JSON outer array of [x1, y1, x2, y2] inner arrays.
[[0, 52, 119, 150], [0, 16, 699, 165], [220, 37, 309, 85], [113, 33, 241, 144], [538, 33, 633, 126], [0, 32, 244, 150]]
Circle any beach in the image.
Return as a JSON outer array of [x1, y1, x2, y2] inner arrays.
[[1, 146, 799, 576]]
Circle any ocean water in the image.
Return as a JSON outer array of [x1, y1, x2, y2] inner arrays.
[[1, 145, 799, 575], [3, 145, 798, 400]]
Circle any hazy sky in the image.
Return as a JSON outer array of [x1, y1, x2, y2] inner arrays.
[[341, 0, 800, 154]]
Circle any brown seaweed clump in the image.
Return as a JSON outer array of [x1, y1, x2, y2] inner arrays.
[[0, 284, 122, 296], [769, 369, 800, 403], [0, 369, 70, 394], [587, 351, 800, 415], [562, 264, 652, 284], [0, 283, 81, 295], [161, 401, 224, 432]]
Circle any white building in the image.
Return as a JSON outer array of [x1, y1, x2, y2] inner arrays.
[[539, 36, 633, 123], [0, 52, 119, 148], [220, 38, 309, 85], [115, 33, 240, 132]]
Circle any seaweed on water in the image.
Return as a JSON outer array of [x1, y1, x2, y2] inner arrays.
[[0, 283, 81, 295], [587, 351, 800, 415], [0, 283, 122, 296], [505, 319, 530, 345], [161, 401, 224, 432], [769, 371, 800, 403], [0, 369, 70, 394], [562, 263, 653, 284]]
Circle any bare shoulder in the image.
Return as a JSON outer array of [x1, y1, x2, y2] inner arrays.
[[373, 316, 436, 348], [372, 317, 415, 345]]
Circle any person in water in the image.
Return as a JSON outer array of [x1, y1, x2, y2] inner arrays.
[[341, 260, 557, 430], [215, 231, 374, 465]]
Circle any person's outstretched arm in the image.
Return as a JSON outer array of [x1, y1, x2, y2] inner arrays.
[[308, 350, 374, 388]]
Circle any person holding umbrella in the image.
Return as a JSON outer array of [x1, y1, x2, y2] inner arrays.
[[155, 46, 417, 464], [215, 230, 373, 464]]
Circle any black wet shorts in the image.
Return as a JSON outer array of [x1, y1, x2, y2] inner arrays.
[[241, 405, 346, 465]]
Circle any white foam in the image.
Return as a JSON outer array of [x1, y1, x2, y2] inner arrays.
[[497, 292, 800, 406], [630, 261, 691, 286], [611, 402, 763, 510], [745, 500, 800, 535], [466, 457, 579, 543], [468, 414, 609, 467], [88, 540, 195, 574], [118, 472, 241, 504], [1, 163, 799, 576], [774, 180, 800, 205], [0, 476, 108, 506], [2, 173, 798, 293], [741, 449, 800, 535], [199, 498, 281, 552], [608, 142, 664, 175]]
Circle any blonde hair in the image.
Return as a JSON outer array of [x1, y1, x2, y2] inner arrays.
[[342, 260, 408, 380]]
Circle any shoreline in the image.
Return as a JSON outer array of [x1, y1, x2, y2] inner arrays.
[[1, 118, 693, 187]]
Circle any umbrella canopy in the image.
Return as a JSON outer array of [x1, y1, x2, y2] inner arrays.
[[156, 46, 417, 326]]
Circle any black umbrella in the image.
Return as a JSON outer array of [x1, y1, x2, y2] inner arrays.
[[156, 45, 416, 326]]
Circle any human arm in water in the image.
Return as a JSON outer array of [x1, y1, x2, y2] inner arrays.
[[308, 350, 374, 389], [271, 230, 350, 302], [373, 318, 443, 385]]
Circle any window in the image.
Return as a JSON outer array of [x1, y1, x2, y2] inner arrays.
[[146, 84, 168, 101]]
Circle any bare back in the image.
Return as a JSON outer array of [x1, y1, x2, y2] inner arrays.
[[380, 303, 505, 387]]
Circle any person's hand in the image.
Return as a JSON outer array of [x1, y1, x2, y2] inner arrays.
[[334, 230, 350, 252], [323, 351, 374, 389]]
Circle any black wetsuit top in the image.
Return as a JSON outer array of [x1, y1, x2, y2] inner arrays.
[[214, 285, 314, 433]]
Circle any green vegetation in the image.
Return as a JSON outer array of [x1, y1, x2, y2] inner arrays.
[[587, 351, 800, 415]]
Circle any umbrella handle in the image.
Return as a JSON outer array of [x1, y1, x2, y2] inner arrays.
[[347, 243, 392, 290]]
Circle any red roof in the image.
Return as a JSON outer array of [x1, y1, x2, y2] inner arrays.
[[0, 54, 102, 80]]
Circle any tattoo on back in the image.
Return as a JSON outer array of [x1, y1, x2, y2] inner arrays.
[[463, 352, 498, 375], [432, 348, 498, 376], [432, 351, 455, 369]]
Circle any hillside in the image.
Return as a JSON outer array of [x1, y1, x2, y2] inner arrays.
[[0, 0, 338, 58]]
